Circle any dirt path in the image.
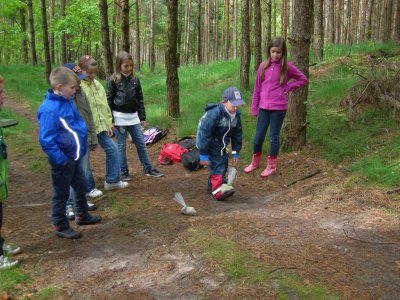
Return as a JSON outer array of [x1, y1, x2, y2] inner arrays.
[[2, 95, 399, 299]]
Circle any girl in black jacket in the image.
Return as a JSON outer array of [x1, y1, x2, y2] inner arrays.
[[106, 51, 163, 180]]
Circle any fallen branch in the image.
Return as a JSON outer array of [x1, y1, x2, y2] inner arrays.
[[268, 267, 298, 274], [285, 169, 321, 188], [342, 228, 400, 245]]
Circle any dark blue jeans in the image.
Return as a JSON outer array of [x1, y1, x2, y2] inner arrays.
[[115, 124, 152, 174], [253, 109, 286, 156], [49, 158, 88, 226], [207, 151, 228, 191]]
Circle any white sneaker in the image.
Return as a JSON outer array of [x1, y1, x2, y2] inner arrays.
[[66, 206, 75, 220], [3, 244, 21, 255], [0, 255, 19, 269], [104, 181, 129, 191], [86, 188, 103, 198]]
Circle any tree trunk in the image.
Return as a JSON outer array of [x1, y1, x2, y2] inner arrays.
[[281, 0, 312, 151], [60, 0, 67, 63], [264, 0, 272, 52], [40, 0, 51, 83], [314, 0, 324, 61], [150, 0, 155, 71], [335, 0, 344, 44], [112, 1, 120, 57], [203, 0, 210, 63], [382, 0, 393, 41], [224, 0, 230, 60], [27, 0, 38, 66], [273, 0, 277, 36], [99, 0, 114, 76], [393, 0, 400, 40], [20, 8, 28, 64], [240, 0, 250, 90], [327, 0, 335, 43], [232, 0, 238, 59], [135, 0, 141, 70], [121, 0, 130, 52], [254, 0, 262, 72], [166, 0, 180, 118], [281, 0, 288, 38], [213, 0, 219, 61], [197, 0, 202, 64], [49, 0, 55, 64], [359, 0, 368, 41], [345, 0, 352, 44]]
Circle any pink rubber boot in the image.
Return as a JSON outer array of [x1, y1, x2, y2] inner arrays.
[[244, 152, 261, 173], [260, 156, 277, 178]]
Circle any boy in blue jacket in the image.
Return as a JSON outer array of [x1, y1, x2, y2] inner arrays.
[[196, 86, 244, 201], [38, 67, 102, 239]]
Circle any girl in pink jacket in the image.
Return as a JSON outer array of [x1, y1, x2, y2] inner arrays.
[[244, 37, 307, 178]]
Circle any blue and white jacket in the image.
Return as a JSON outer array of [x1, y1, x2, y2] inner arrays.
[[196, 103, 242, 162], [38, 90, 88, 166]]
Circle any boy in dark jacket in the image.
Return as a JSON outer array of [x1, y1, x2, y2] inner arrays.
[[196, 86, 244, 201], [38, 67, 102, 239]]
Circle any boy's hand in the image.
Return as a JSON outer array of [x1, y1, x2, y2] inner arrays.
[[199, 160, 209, 166], [140, 121, 146, 128], [232, 157, 238, 167], [107, 128, 114, 137]]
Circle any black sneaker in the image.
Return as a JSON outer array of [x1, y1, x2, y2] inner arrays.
[[120, 173, 133, 181], [75, 213, 102, 226], [55, 225, 81, 239], [145, 168, 164, 177]]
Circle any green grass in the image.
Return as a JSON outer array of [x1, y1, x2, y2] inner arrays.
[[0, 267, 29, 291], [30, 287, 60, 299], [188, 228, 337, 298]]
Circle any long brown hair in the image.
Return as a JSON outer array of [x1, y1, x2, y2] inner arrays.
[[113, 51, 133, 84], [260, 37, 288, 85]]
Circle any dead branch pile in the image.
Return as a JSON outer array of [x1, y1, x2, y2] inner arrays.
[[339, 51, 400, 127]]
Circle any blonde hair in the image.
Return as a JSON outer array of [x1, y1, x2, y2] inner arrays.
[[260, 36, 288, 85], [113, 51, 133, 84], [0, 75, 3, 83], [49, 67, 77, 89], [78, 55, 98, 71]]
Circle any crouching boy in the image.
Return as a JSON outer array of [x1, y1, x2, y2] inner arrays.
[[196, 86, 244, 200], [37, 67, 102, 239]]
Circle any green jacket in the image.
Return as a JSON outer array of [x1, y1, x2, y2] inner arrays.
[[81, 79, 113, 134], [73, 89, 98, 147]]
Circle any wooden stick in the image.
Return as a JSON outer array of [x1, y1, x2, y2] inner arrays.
[[285, 169, 321, 188]]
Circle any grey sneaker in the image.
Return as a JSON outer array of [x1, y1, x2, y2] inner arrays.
[[66, 205, 75, 220], [0, 255, 19, 269], [3, 244, 21, 255], [86, 188, 103, 198], [120, 173, 133, 181], [75, 213, 102, 226], [104, 181, 129, 191], [145, 168, 164, 177]]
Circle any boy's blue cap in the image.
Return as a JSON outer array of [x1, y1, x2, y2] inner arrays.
[[222, 86, 245, 106], [63, 62, 87, 80]]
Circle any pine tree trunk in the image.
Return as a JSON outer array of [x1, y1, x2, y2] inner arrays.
[[135, 0, 141, 70], [40, 0, 51, 83], [281, 0, 288, 38], [213, 0, 219, 61], [359, 0, 368, 41], [60, 0, 67, 64], [382, 0, 393, 41], [254, 0, 262, 72], [197, 0, 202, 64], [335, 0, 344, 44], [281, 0, 312, 151], [264, 0, 272, 50], [351, 0, 359, 42], [233, 0, 238, 59], [150, 0, 156, 71], [166, 0, 180, 118], [20, 8, 28, 64], [327, 0, 335, 43], [121, 0, 130, 53], [224, 0, 230, 60], [378, 0, 385, 40], [273, 0, 277, 36], [240, 0, 250, 90], [314, 0, 324, 61], [27, 0, 38, 66], [346, 0, 352, 44], [99, 0, 114, 76], [366, 0, 374, 40], [393, 0, 400, 40], [203, 0, 210, 63], [49, 0, 55, 64]]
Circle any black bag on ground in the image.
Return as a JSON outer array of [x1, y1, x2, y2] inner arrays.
[[177, 136, 196, 150], [181, 148, 200, 171]]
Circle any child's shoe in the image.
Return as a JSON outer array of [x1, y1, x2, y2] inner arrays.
[[87, 201, 97, 211], [217, 184, 235, 201], [120, 172, 133, 181], [54, 224, 81, 239], [104, 181, 129, 191], [75, 213, 102, 226], [260, 156, 277, 178], [3, 244, 21, 255], [66, 205, 75, 220], [86, 188, 103, 198], [0, 255, 19, 269], [145, 169, 164, 177], [244, 152, 261, 173]]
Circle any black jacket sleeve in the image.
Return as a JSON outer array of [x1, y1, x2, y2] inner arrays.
[[136, 78, 146, 121]]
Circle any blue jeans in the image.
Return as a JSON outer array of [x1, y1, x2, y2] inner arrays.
[[115, 124, 152, 174], [97, 131, 120, 183], [253, 109, 286, 156], [49, 158, 88, 226]]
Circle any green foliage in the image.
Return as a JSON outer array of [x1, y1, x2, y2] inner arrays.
[[31, 287, 59, 300], [0, 268, 29, 291]]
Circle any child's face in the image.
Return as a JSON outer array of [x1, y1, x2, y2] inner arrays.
[[121, 59, 133, 75], [82, 67, 97, 82], [56, 77, 77, 99], [0, 82, 4, 107], [223, 101, 239, 113], [270, 47, 283, 62]]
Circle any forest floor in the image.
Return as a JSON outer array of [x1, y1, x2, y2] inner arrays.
[[1, 96, 400, 299]]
